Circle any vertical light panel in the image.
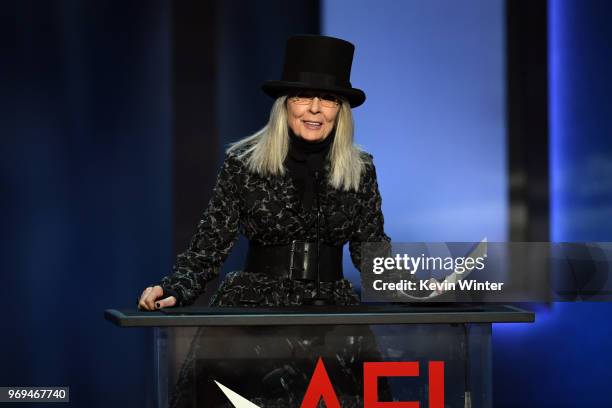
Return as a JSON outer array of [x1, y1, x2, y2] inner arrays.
[[322, 0, 507, 244]]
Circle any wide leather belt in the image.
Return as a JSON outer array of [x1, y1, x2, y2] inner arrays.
[[245, 240, 343, 282]]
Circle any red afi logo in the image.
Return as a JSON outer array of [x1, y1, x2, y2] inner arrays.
[[300, 358, 445, 408]]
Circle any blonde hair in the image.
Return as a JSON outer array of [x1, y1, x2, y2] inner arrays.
[[227, 95, 365, 191]]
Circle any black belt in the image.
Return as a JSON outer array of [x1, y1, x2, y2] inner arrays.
[[245, 240, 343, 282]]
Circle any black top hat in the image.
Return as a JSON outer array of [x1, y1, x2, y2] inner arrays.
[[262, 35, 366, 108]]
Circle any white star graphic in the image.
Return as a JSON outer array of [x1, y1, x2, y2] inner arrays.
[[214, 381, 262, 408]]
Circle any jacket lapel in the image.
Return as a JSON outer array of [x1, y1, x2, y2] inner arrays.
[[265, 160, 333, 228]]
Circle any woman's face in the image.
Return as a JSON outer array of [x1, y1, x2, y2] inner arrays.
[[287, 92, 341, 142]]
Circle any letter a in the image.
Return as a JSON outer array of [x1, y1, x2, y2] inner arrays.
[[300, 357, 341, 408]]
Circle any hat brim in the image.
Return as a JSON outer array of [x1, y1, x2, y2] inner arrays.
[[262, 80, 366, 108]]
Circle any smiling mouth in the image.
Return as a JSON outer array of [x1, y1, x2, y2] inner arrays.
[[303, 120, 322, 129]]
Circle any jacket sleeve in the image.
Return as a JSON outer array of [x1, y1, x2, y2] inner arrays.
[[159, 152, 242, 306], [349, 153, 391, 273]]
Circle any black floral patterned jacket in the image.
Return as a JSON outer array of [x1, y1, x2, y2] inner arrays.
[[160, 149, 390, 307]]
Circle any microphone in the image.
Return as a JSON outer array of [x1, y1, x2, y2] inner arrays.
[[312, 170, 326, 306]]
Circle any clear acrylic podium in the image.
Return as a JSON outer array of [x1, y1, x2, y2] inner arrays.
[[105, 304, 533, 408]]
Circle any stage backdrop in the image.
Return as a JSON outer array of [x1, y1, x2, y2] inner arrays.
[[323, 1, 612, 407], [322, 0, 507, 286], [2, 2, 173, 406]]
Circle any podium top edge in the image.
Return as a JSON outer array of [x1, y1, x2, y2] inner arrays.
[[104, 304, 535, 328]]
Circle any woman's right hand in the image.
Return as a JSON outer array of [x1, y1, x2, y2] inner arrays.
[[138, 285, 177, 311]]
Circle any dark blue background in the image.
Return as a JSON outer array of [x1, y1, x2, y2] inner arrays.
[[3, 2, 172, 406], [494, 1, 612, 407]]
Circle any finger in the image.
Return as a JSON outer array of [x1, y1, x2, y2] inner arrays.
[[138, 287, 153, 310], [138, 299, 151, 311], [155, 296, 177, 309], [139, 286, 153, 303], [145, 286, 163, 310]]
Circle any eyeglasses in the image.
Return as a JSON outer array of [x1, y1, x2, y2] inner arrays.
[[288, 91, 341, 108]]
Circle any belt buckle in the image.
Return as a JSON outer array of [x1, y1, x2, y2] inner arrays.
[[289, 240, 315, 280]]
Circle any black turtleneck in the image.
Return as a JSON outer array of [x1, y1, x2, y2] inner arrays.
[[285, 127, 335, 211]]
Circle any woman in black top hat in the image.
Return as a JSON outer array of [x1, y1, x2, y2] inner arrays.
[[139, 34, 387, 310], [138, 35, 391, 407]]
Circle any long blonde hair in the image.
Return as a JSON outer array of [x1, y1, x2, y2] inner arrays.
[[227, 96, 365, 191]]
